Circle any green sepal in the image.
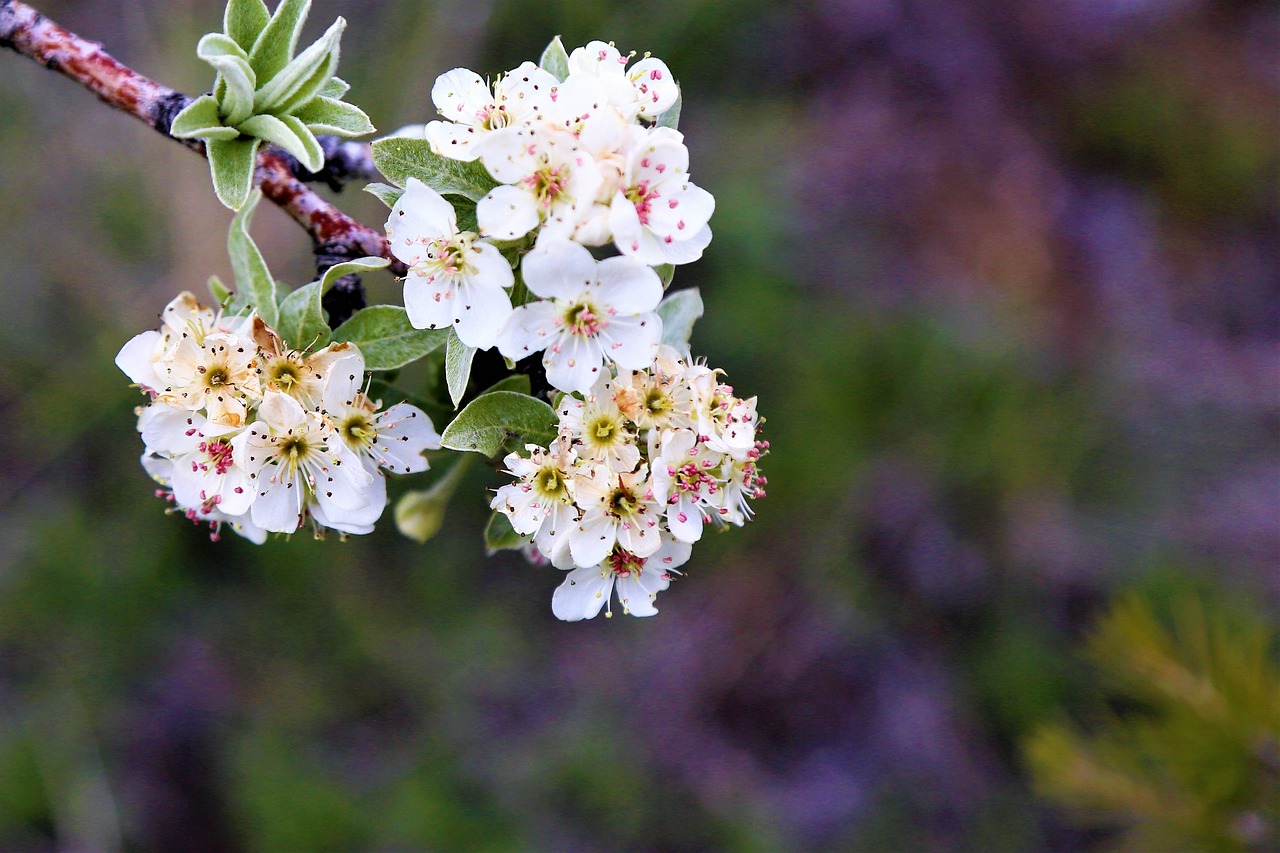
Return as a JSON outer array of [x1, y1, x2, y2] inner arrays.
[[539, 35, 570, 82], [170, 94, 238, 140], [439, 391, 557, 457], [656, 287, 703, 348], [319, 76, 349, 98], [252, 16, 343, 115], [238, 113, 323, 171], [196, 34, 256, 125], [363, 182, 404, 209], [483, 510, 528, 554], [248, 0, 310, 82], [444, 328, 477, 408], [224, 0, 271, 50], [208, 274, 234, 307], [227, 188, 279, 324], [370, 137, 498, 201], [328, 306, 450, 371], [653, 263, 676, 289], [293, 95, 374, 137], [207, 136, 261, 211], [657, 86, 682, 130]]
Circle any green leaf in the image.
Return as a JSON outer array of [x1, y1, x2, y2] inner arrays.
[[227, 188, 279, 324], [169, 94, 237, 140], [253, 16, 343, 115], [276, 280, 326, 348], [439, 391, 557, 456], [319, 76, 349, 98], [445, 328, 476, 408], [655, 287, 703, 348], [197, 34, 256, 126], [653, 263, 676, 289], [657, 86, 682, 130], [294, 95, 374, 137], [320, 256, 389, 290], [329, 306, 450, 370], [237, 113, 323, 171], [207, 136, 261, 211], [370, 137, 498, 200], [208, 274, 233, 306], [484, 510, 528, 553], [224, 0, 271, 50], [479, 374, 531, 396], [539, 35, 570, 82], [248, 0, 310, 82], [363, 182, 404, 209]]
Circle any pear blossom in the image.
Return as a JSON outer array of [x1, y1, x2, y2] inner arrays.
[[496, 239, 663, 394], [491, 440, 582, 564], [556, 377, 640, 472], [609, 127, 714, 265], [550, 533, 691, 621], [569, 464, 663, 567], [387, 178, 514, 348], [233, 390, 376, 535], [650, 428, 725, 543], [476, 127, 604, 242], [424, 61, 560, 162], [140, 453, 267, 544], [137, 404, 254, 518]]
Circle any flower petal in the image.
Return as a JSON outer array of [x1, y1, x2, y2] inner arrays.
[[551, 566, 612, 621]]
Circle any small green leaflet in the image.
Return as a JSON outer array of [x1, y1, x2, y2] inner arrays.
[[484, 511, 528, 553], [363, 182, 404, 209], [655, 287, 703, 347], [539, 36, 570, 82], [329, 305, 450, 370], [445, 328, 477, 408], [439, 391, 557, 457], [370, 137, 498, 201], [276, 256, 389, 348], [227, 188, 278, 326]]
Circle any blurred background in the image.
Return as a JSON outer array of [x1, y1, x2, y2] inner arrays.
[[1, 0, 1277, 850]]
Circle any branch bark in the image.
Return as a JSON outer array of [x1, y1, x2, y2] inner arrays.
[[0, 0, 401, 278]]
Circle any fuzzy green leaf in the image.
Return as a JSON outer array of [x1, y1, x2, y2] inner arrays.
[[484, 510, 528, 553], [370, 137, 498, 200], [169, 94, 239, 140], [227, 189, 278, 324], [480, 374, 532, 397], [654, 263, 676, 289], [197, 34, 256, 125], [238, 113, 323, 171], [329, 306, 450, 370], [439, 391, 557, 456], [253, 16, 343, 115], [657, 86, 682, 130], [656, 287, 703, 347], [445, 328, 477, 408], [224, 0, 270, 50], [248, 0, 310, 82], [207, 136, 261, 211], [276, 280, 326, 348], [208, 274, 233, 306], [319, 76, 349, 98], [293, 95, 374, 137], [540, 35, 570, 82], [363, 182, 404, 209]]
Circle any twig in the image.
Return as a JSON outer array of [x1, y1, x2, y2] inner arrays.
[[0, 0, 403, 280]]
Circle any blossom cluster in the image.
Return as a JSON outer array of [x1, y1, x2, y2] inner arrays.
[[492, 346, 768, 621], [386, 40, 713, 392], [115, 293, 440, 542]]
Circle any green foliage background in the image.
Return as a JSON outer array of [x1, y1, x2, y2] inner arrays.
[[0, 0, 1275, 850]]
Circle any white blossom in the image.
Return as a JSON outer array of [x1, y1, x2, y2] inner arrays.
[[550, 533, 691, 621]]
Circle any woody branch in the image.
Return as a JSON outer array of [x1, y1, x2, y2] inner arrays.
[[0, 0, 402, 280]]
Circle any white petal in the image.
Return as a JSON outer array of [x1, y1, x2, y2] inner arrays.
[[431, 68, 492, 124], [598, 313, 662, 371], [115, 330, 165, 390], [496, 300, 559, 361], [594, 256, 663, 313], [372, 403, 439, 474], [403, 274, 456, 331], [308, 442, 376, 513], [666, 497, 704, 543], [551, 566, 612, 621], [312, 469, 385, 533], [477, 184, 539, 241], [629, 57, 679, 118], [544, 333, 603, 395], [520, 238, 597, 301], [251, 465, 306, 533], [614, 574, 660, 617], [451, 278, 514, 350], [647, 182, 715, 239], [570, 511, 615, 568], [424, 120, 482, 161], [387, 178, 458, 265]]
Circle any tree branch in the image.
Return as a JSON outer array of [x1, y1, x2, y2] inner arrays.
[[0, 0, 402, 278]]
